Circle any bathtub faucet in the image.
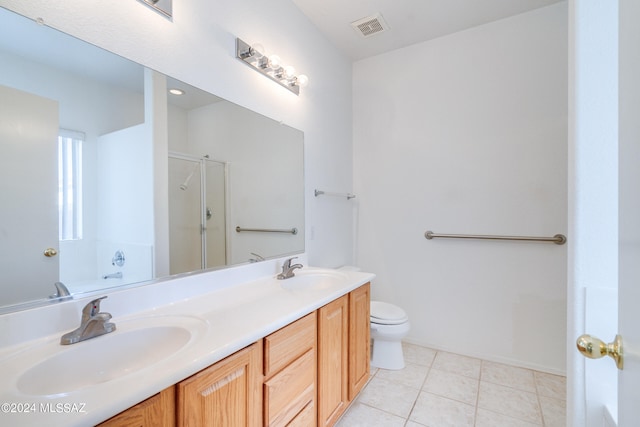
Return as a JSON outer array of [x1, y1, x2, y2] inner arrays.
[[102, 272, 123, 279]]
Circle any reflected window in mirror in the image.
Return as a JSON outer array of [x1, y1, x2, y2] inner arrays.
[[58, 129, 84, 241]]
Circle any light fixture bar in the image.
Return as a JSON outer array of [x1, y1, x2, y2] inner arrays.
[[235, 38, 305, 96]]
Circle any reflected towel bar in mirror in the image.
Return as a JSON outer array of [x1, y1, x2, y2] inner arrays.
[[424, 230, 567, 245], [314, 189, 356, 200], [235, 226, 298, 235]]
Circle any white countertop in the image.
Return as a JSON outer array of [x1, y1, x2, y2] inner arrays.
[[0, 261, 374, 426]]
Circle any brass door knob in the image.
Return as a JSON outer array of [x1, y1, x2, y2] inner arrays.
[[43, 248, 58, 257], [576, 334, 623, 370]]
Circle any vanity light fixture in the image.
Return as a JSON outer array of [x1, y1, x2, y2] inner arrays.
[[235, 38, 308, 96]]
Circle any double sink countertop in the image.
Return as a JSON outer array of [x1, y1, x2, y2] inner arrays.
[[0, 261, 374, 426]]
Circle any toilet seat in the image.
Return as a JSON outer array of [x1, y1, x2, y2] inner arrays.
[[370, 301, 408, 325]]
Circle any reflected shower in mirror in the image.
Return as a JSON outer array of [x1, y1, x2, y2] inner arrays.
[[168, 155, 227, 275], [0, 7, 304, 313]]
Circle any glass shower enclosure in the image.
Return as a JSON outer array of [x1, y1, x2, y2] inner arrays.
[[168, 153, 227, 275]]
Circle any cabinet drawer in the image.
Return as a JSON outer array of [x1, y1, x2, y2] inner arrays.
[[288, 400, 316, 427], [264, 312, 316, 377], [264, 349, 315, 427]]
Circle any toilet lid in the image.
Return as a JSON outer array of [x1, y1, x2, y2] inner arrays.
[[370, 301, 408, 325]]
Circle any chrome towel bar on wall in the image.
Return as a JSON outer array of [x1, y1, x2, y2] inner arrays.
[[424, 230, 567, 245], [236, 226, 298, 235]]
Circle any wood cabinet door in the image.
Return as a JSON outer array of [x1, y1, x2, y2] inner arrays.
[[98, 387, 175, 427], [317, 295, 349, 427], [348, 283, 371, 400], [177, 343, 262, 427]]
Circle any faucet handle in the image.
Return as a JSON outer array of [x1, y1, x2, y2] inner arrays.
[[283, 257, 297, 269], [82, 296, 108, 320]]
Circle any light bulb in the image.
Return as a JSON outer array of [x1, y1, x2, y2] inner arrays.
[[296, 74, 309, 88], [284, 65, 296, 79], [268, 55, 281, 69]]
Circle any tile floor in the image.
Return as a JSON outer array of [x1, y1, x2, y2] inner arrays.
[[336, 343, 566, 427]]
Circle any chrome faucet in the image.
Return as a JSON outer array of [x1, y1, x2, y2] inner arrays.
[[249, 252, 265, 263], [60, 296, 116, 345], [102, 271, 123, 279], [277, 257, 303, 280], [49, 281, 72, 301]]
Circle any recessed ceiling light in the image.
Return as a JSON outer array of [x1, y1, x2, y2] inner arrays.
[[169, 88, 184, 95]]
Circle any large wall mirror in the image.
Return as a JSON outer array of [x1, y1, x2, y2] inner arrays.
[[0, 7, 304, 313]]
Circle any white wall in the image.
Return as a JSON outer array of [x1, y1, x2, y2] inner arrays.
[[354, 4, 568, 372], [1, 0, 354, 269], [97, 124, 153, 246]]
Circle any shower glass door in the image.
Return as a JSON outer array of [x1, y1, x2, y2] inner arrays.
[[204, 159, 226, 269], [168, 154, 227, 275], [169, 156, 203, 275]]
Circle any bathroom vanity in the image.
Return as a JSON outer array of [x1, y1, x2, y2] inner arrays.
[[0, 262, 373, 427], [99, 284, 370, 426]]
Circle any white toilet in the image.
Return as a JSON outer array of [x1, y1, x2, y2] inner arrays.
[[370, 301, 410, 370]]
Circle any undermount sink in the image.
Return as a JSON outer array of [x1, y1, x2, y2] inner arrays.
[[16, 316, 206, 396], [279, 269, 348, 291]]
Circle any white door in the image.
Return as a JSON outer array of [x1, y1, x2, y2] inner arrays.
[[575, 0, 640, 424], [617, 0, 640, 423], [0, 85, 59, 306]]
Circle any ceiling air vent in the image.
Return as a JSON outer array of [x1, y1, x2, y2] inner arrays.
[[351, 13, 389, 38]]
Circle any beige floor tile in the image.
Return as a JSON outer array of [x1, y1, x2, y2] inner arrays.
[[409, 391, 475, 427], [374, 361, 429, 389], [481, 360, 536, 392], [475, 408, 542, 427], [478, 381, 542, 424], [356, 376, 420, 418], [339, 344, 566, 427], [335, 402, 406, 427], [402, 342, 437, 366], [432, 351, 482, 379], [423, 368, 479, 405], [534, 371, 567, 400], [539, 395, 567, 427]]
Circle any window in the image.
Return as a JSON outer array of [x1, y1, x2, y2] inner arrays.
[[58, 129, 83, 240]]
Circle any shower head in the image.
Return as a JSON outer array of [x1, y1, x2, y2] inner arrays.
[[179, 163, 199, 191]]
